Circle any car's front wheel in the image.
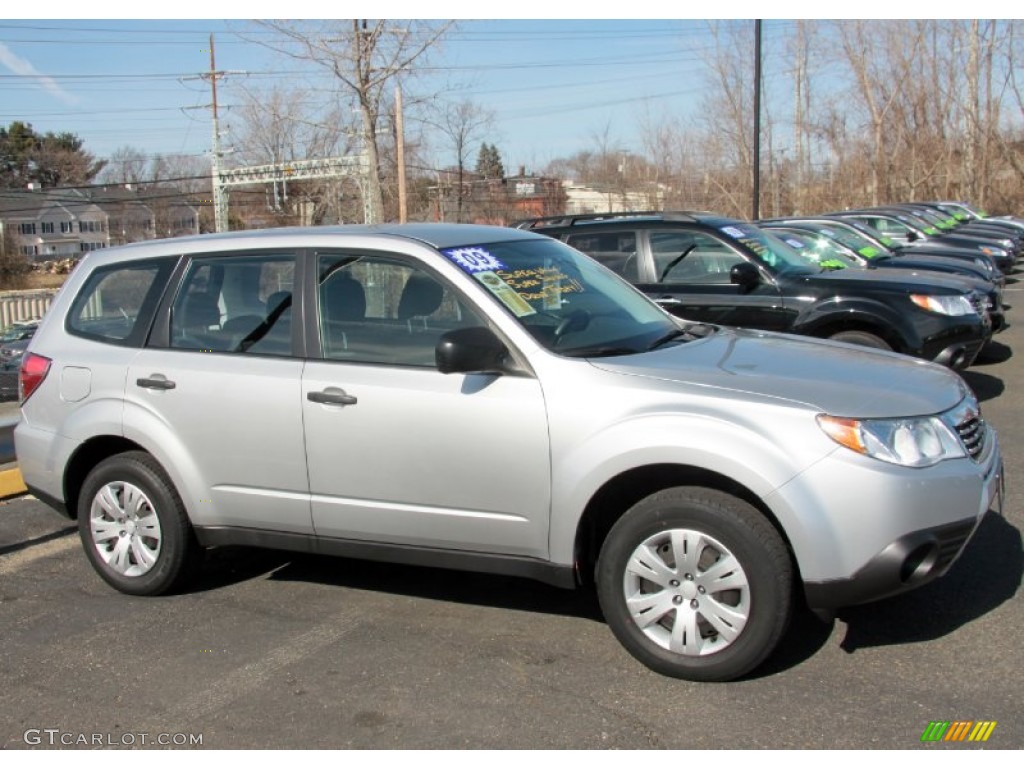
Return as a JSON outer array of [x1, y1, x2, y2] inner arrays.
[[597, 487, 792, 682], [78, 451, 200, 596], [828, 329, 892, 350]]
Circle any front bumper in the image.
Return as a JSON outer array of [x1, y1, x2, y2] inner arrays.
[[765, 426, 1003, 613]]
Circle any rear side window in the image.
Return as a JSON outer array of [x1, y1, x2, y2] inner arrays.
[[169, 253, 296, 356], [565, 231, 639, 281], [68, 259, 175, 345]]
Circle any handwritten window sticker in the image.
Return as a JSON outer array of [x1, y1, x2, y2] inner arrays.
[[821, 228, 836, 236], [474, 271, 536, 317], [542, 267, 562, 310], [441, 246, 507, 274], [785, 238, 805, 249], [720, 226, 746, 239]]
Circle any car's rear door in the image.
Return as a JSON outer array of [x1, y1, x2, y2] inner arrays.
[[126, 249, 312, 534]]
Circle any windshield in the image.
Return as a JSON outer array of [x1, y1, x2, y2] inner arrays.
[[842, 219, 897, 250], [715, 222, 817, 276], [772, 230, 857, 269], [440, 238, 680, 356], [0, 325, 34, 343], [908, 208, 953, 230], [807, 223, 886, 258], [894, 211, 938, 234]]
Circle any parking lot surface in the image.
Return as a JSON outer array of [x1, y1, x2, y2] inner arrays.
[[2, 291, 1022, 750]]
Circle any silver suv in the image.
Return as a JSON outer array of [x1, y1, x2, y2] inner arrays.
[[15, 224, 1004, 682]]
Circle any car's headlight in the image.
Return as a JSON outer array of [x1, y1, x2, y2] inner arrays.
[[817, 414, 966, 467], [909, 294, 976, 315], [978, 246, 1007, 258]]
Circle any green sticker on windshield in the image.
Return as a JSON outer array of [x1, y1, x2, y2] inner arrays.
[[925, 227, 939, 235], [880, 236, 896, 247], [820, 259, 847, 270], [475, 271, 536, 317], [858, 246, 880, 258]]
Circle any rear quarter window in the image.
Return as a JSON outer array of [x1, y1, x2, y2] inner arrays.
[[67, 258, 176, 346]]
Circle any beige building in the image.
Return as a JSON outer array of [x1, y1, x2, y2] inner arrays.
[[0, 185, 200, 263]]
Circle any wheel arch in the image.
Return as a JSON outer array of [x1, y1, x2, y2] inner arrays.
[[572, 463, 798, 589], [805, 316, 906, 352], [63, 435, 149, 519]]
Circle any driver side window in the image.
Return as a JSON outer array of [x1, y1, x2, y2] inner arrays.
[[651, 232, 744, 285]]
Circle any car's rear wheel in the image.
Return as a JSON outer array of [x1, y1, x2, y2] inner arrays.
[[78, 451, 200, 596], [597, 487, 792, 682]]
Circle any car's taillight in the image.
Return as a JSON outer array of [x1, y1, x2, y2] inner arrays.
[[19, 352, 51, 403]]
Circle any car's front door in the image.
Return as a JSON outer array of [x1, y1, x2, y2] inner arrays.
[[635, 230, 793, 330], [302, 251, 552, 559]]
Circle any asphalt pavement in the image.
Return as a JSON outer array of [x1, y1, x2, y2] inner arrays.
[[1, 287, 1022, 750]]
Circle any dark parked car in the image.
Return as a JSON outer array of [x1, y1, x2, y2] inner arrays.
[[758, 224, 1006, 336], [515, 212, 992, 370], [835, 210, 1017, 273], [0, 321, 39, 371], [758, 216, 1004, 285]]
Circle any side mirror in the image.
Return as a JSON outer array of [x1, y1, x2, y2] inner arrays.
[[906, 230, 919, 242], [436, 326, 508, 375], [730, 262, 761, 291]]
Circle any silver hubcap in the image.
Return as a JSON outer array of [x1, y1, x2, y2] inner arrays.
[[623, 529, 750, 657], [89, 482, 162, 577]]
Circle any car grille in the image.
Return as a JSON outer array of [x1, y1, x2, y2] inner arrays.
[[955, 411, 986, 460]]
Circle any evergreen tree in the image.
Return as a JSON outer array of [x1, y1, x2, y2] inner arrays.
[[475, 143, 505, 179], [0, 121, 105, 189]]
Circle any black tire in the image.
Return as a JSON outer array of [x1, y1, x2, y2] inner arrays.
[[828, 330, 892, 350], [77, 451, 201, 596], [596, 487, 792, 682]]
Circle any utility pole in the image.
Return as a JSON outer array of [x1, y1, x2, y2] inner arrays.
[[191, 33, 369, 229], [395, 86, 407, 223], [752, 19, 762, 221], [207, 35, 230, 233]]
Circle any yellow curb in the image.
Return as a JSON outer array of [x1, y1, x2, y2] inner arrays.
[[0, 467, 28, 498]]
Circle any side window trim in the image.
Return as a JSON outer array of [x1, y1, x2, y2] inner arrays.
[[147, 248, 303, 358], [649, 230, 748, 286], [310, 249, 533, 374]]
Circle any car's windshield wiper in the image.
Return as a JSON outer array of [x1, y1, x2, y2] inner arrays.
[[563, 345, 641, 358], [646, 324, 714, 351]]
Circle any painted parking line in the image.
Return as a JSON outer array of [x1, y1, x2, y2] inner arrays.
[[0, 533, 78, 576], [137, 610, 366, 736]]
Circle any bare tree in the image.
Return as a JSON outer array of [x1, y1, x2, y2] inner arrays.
[[99, 146, 149, 185], [425, 99, 495, 221], [248, 20, 455, 223]]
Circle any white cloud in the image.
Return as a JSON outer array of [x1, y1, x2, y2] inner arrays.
[[0, 43, 79, 107]]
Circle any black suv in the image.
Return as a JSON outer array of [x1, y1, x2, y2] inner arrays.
[[514, 212, 992, 370]]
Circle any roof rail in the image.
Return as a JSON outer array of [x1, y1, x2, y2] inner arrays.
[[512, 210, 703, 229]]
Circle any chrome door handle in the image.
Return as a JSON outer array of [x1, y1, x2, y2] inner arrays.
[[307, 389, 358, 406], [136, 376, 176, 390]]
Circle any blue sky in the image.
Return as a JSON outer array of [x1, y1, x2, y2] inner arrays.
[[0, 6, 978, 178]]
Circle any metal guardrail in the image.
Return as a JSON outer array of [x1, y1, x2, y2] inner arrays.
[[0, 289, 58, 328]]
